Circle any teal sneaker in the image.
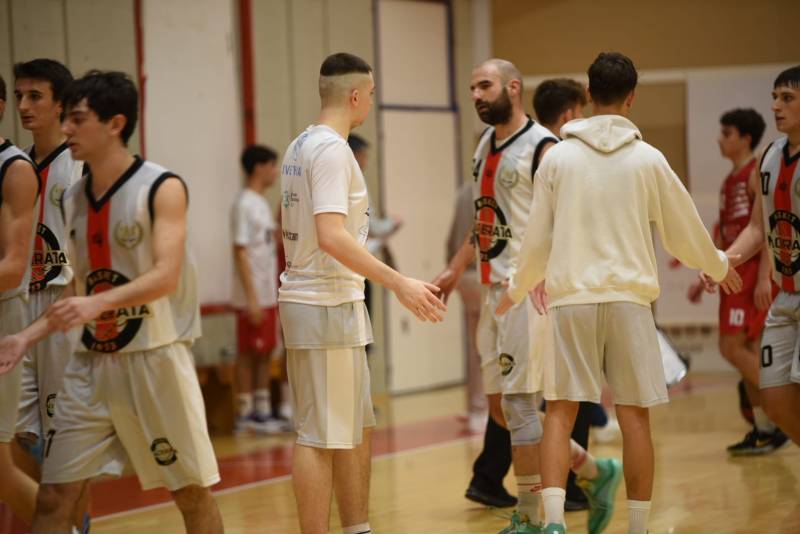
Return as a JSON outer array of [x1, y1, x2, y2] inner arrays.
[[577, 457, 623, 534], [543, 524, 566, 534], [498, 511, 543, 534]]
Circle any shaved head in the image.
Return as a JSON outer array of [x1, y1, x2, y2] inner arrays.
[[478, 59, 523, 91]]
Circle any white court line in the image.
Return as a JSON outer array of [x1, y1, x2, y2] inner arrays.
[[93, 433, 481, 523]]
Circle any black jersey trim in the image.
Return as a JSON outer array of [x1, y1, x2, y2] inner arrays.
[[490, 118, 535, 154], [532, 137, 559, 177], [0, 155, 41, 206], [29, 142, 69, 172], [783, 140, 800, 166], [0, 139, 11, 153], [86, 156, 144, 211], [759, 141, 775, 173], [148, 172, 188, 222]]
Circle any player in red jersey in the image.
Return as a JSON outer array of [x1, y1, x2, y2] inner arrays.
[[689, 108, 786, 454]]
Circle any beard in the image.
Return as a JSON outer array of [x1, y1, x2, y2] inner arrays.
[[476, 87, 513, 125]]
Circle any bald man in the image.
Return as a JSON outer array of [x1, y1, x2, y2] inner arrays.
[[278, 52, 446, 534], [434, 60, 621, 534]]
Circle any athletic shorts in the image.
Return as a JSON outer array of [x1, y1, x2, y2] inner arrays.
[[547, 302, 668, 407], [236, 306, 279, 356], [760, 290, 800, 389], [476, 284, 544, 396], [41, 342, 220, 491], [0, 296, 29, 443], [280, 300, 375, 449], [719, 257, 777, 340], [17, 286, 79, 440]]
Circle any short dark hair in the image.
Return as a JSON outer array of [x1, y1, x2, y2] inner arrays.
[[720, 108, 766, 150], [63, 70, 138, 145], [347, 134, 368, 154], [320, 53, 372, 77], [774, 66, 800, 90], [0, 73, 5, 101], [587, 52, 638, 106], [13, 58, 73, 103], [240, 144, 277, 176], [533, 79, 587, 126]]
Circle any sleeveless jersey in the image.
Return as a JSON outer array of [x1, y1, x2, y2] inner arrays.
[[471, 119, 557, 284], [63, 157, 201, 353], [761, 137, 800, 291], [26, 143, 83, 293], [720, 158, 757, 249], [0, 139, 38, 302]]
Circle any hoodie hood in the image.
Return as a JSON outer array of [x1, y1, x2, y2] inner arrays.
[[560, 115, 642, 154]]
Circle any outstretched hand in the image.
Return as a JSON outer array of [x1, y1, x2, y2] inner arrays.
[[719, 252, 743, 295], [46, 296, 106, 332], [394, 276, 447, 322], [431, 268, 460, 304], [0, 334, 27, 376]]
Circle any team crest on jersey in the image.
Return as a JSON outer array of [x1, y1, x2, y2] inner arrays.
[[29, 223, 69, 293], [768, 209, 800, 276], [82, 269, 152, 352], [151, 438, 178, 466], [114, 221, 143, 249], [498, 353, 515, 376], [49, 184, 65, 208], [46, 393, 57, 417], [473, 196, 512, 261], [282, 190, 299, 209], [498, 168, 519, 189]]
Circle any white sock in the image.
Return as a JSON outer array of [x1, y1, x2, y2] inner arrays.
[[254, 388, 271, 417], [517, 475, 542, 524], [238, 392, 253, 418], [628, 500, 651, 534], [342, 523, 371, 534], [753, 407, 776, 433], [570, 441, 598, 480], [542, 487, 566, 526]]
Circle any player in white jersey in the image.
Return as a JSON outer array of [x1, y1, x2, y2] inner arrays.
[[434, 61, 620, 534], [0, 71, 223, 533], [13, 62, 86, 495], [723, 65, 800, 446], [279, 53, 445, 534], [231, 143, 287, 433], [498, 52, 741, 534], [0, 73, 41, 526]]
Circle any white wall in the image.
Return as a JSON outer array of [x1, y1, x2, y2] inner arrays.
[[143, 0, 243, 304]]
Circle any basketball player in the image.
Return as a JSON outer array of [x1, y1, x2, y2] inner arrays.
[[0, 72, 40, 526], [0, 70, 223, 534], [13, 59, 84, 458], [279, 53, 445, 534], [687, 108, 786, 454], [232, 143, 287, 433], [722, 65, 800, 447], [497, 52, 741, 534], [434, 61, 621, 534]]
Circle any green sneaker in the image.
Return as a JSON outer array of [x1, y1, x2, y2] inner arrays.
[[543, 524, 566, 534], [577, 458, 623, 534], [498, 511, 543, 534]]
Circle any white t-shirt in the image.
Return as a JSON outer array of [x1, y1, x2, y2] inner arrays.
[[231, 188, 278, 308], [278, 124, 370, 306]]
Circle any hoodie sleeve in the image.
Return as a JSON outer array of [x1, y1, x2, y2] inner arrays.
[[651, 156, 728, 282], [507, 163, 554, 303]]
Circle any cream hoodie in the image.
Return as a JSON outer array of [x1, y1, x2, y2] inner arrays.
[[507, 115, 728, 308]]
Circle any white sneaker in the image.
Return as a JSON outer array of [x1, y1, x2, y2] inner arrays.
[[592, 417, 621, 444]]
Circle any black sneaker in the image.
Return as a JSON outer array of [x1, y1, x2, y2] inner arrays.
[[727, 427, 790, 456], [465, 484, 518, 508]]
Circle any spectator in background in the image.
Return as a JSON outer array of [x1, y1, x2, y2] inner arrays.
[[231, 145, 289, 434]]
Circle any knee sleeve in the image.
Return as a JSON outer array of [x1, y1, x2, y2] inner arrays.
[[501, 393, 543, 445]]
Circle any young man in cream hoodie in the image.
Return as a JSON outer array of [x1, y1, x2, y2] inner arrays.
[[496, 52, 742, 534]]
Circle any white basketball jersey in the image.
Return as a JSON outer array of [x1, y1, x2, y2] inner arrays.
[[25, 143, 83, 293], [761, 137, 800, 292], [63, 157, 201, 353], [0, 139, 38, 302], [471, 119, 558, 284]]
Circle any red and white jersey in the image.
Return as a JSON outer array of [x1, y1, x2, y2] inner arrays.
[[720, 158, 756, 249], [0, 139, 38, 302], [63, 157, 201, 353], [471, 119, 557, 284], [761, 137, 800, 291], [25, 143, 83, 293]]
